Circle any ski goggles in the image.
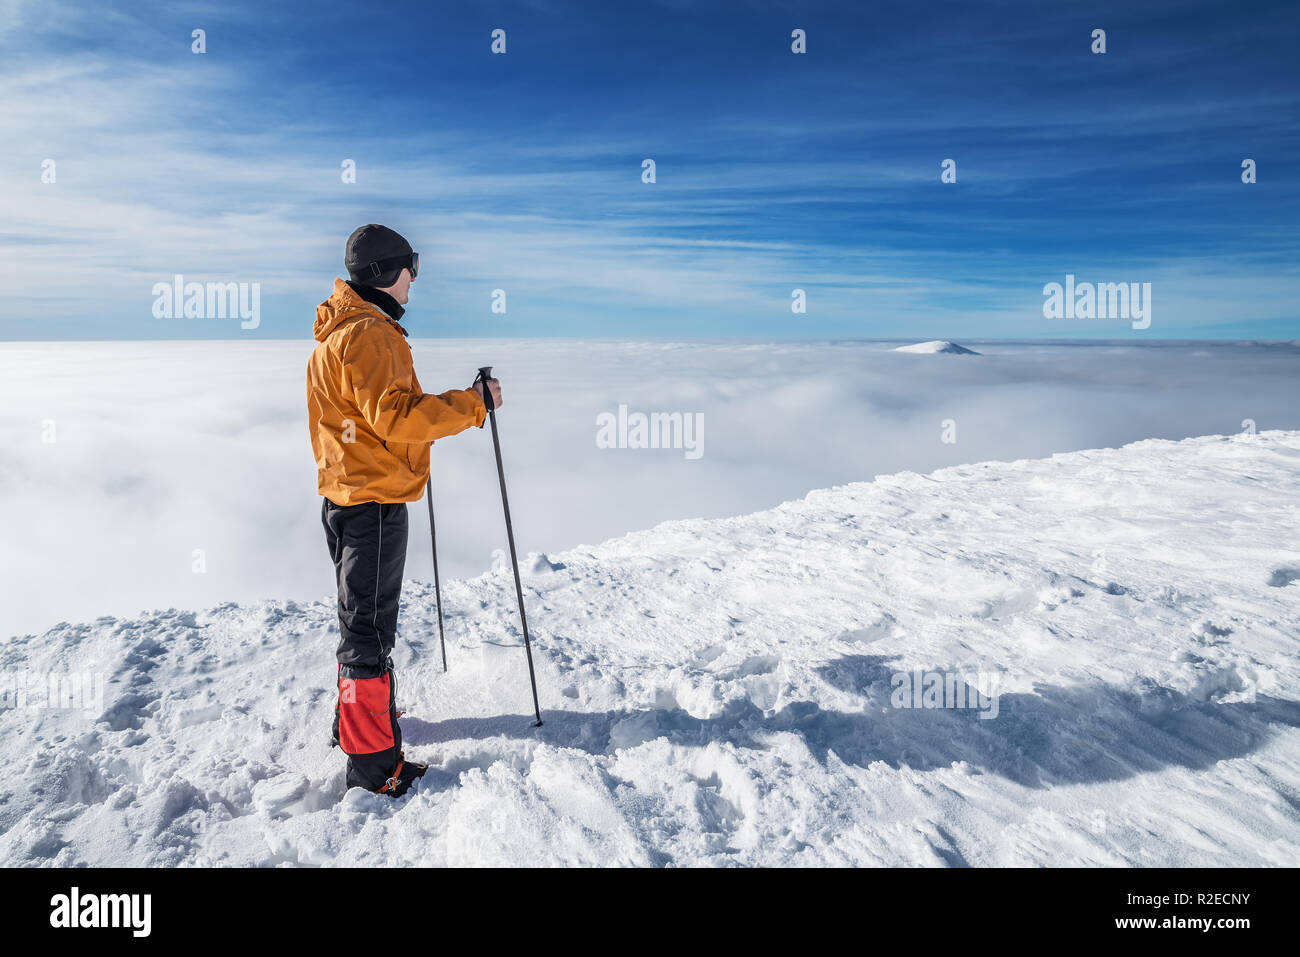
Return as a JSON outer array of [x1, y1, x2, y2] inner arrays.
[[359, 252, 419, 280]]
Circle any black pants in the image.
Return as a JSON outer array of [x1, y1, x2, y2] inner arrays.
[[322, 497, 409, 791]]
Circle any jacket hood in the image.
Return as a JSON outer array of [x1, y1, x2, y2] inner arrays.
[[314, 277, 395, 342]]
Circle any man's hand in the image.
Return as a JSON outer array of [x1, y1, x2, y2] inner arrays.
[[471, 376, 503, 410]]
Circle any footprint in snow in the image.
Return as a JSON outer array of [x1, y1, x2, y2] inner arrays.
[[729, 655, 780, 678], [836, 614, 896, 644], [1266, 567, 1300, 587], [693, 644, 726, 667]]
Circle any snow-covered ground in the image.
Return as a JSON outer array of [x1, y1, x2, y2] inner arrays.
[[3, 430, 1298, 866]]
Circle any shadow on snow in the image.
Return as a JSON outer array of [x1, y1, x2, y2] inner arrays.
[[399, 654, 1299, 790]]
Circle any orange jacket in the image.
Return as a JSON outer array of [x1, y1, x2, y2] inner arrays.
[[307, 278, 485, 505]]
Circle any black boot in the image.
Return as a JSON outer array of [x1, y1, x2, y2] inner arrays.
[[376, 752, 427, 798]]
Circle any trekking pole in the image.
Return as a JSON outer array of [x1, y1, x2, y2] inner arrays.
[[476, 366, 543, 727], [425, 469, 448, 673]]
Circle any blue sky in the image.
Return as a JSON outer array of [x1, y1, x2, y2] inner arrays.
[[1, 0, 1297, 340]]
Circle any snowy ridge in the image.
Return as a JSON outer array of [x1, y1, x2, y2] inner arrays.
[[892, 339, 981, 354], [4, 432, 1300, 866]]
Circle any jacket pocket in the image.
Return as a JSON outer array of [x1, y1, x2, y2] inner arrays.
[[379, 439, 406, 469]]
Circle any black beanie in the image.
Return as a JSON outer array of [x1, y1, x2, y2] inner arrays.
[[345, 224, 414, 287]]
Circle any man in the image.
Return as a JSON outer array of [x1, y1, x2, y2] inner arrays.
[[306, 223, 503, 797]]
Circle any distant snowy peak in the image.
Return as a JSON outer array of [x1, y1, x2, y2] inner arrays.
[[893, 340, 981, 355]]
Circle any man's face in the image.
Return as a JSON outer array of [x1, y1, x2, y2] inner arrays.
[[385, 268, 413, 305]]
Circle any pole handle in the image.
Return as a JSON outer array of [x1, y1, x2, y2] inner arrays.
[[477, 366, 495, 413]]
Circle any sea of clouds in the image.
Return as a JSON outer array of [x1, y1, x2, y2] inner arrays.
[[2, 338, 1297, 638]]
